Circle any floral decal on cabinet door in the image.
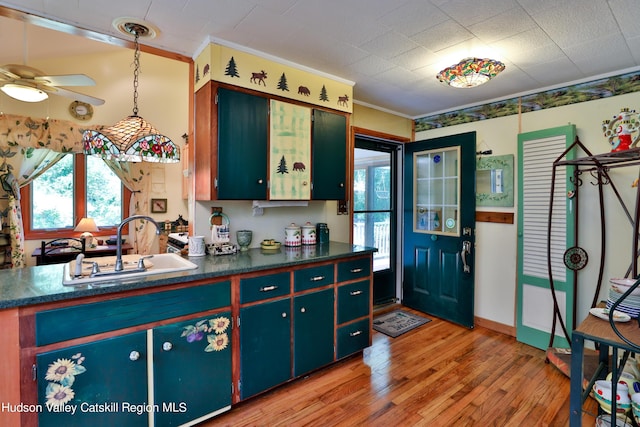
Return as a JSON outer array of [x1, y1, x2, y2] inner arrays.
[[44, 353, 86, 407], [181, 316, 230, 352]]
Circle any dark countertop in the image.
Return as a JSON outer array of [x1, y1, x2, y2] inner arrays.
[[0, 242, 376, 309]]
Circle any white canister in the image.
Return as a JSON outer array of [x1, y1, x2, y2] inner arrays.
[[301, 222, 316, 245], [188, 235, 206, 256], [284, 223, 301, 247]]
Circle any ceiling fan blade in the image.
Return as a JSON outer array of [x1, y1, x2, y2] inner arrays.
[[35, 74, 96, 87], [43, 86, 105, 106], [0, 66, 22, 81]]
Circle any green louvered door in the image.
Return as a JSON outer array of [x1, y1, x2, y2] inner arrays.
[[517, 124, 576, 350]]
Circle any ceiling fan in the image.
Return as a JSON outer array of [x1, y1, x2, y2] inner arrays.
[[0, 63, 105, 105]]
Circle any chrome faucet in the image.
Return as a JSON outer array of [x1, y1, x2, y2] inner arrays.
[[114, 215, 161, 272]]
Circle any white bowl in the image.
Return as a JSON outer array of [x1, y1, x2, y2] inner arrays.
[[594, 380, 631, 414], [611, 278, 640, 296]]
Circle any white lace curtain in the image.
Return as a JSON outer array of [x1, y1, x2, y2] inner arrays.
[[0, 113, 154, 268]]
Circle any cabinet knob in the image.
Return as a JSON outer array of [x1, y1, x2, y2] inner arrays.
[[302, 181, 308, 186], [162, 341, 173, 351], [258, 179, 264, 184], [129, 350, 141, 361], [282, 312, 287, 318], [300, 307, 306, 313], [339, 183, 344, 188]]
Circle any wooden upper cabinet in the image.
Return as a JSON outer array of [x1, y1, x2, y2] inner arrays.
[[194, 81, 348, 201], [194, 81, 216, 201], [311, 109, 347, 200]]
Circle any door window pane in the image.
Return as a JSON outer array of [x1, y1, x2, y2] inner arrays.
[[353, 212, 390, 271], [413, 147, 460, 236]]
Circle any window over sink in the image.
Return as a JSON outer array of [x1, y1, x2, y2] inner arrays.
[[21, 153, 131, 239]]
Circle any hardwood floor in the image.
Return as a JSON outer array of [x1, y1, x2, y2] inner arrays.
[[200, 309, 600, 426]]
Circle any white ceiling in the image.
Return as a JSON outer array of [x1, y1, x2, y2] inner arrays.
[[1, 0, 639, 118]]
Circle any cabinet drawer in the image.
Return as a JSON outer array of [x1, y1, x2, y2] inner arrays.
[[337, 280, 370, 324], [240, 272, 290, 304], [337, 257, 370, 282], [36, 281, 231, 346], [337, 318, 370, 359], [294, 264, 334, 292]]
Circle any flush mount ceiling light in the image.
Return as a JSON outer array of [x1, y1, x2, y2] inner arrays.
[[82, 19, 179, 163], [436, 57, 505, 89], [0, 83, 48, 102]]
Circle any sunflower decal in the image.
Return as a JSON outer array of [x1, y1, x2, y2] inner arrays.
[[182, 316, 230, 352], [43, 353, 86, 407]]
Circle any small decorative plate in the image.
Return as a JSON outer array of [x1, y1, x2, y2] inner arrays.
[[563, 246, 588, 270], [589, 307, 631, 322]]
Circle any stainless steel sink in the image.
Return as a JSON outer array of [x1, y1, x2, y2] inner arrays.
[[62, 253, 199, 286]]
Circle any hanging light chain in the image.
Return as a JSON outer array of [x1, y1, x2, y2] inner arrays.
[[132, 31, 140, 116]]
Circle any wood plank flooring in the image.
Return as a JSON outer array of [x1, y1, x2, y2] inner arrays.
[[200, 309, 600, 426]]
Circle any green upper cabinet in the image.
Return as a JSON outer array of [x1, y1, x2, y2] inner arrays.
[[217, 87, 269, 200], [311, 109, 347, 200]]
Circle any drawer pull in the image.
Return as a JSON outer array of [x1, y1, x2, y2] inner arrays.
[[310, 275, 325, 282], [350, 290, 363, 296], [349, 330, 362, 337], [260, 285, 278, 292], [162, 342, 173, 352], [129, 350, 141, 361], [350, 268, 363, 273]]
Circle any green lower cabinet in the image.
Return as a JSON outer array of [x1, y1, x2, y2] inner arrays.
[[240, 298, 291, 399], [153, 312, 232, 426], [37, 331, 148, 427], [293, 289, 334, 377]]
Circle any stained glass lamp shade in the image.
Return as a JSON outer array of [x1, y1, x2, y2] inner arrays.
[[83, 116, 179, 163], [82, 21, 179, 163], [436, 57, 505, 88]]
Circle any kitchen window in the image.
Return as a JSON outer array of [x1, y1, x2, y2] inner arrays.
[[21, 153, 131, 239]]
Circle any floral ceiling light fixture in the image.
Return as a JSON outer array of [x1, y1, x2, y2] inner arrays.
[[82, 20, 179, 163], [436, 57, 505, 89]]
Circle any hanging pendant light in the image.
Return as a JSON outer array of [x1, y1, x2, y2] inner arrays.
[[83, 21, 179, 163]]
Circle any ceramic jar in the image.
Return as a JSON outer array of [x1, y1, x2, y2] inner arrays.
[[284, 223, 301, 247], [301, 222, 316, 245]]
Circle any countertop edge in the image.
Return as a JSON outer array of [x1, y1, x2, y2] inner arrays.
[[0, 243, 376, 310]]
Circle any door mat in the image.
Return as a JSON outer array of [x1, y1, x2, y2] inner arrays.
[[373, 309, 431, 338]]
